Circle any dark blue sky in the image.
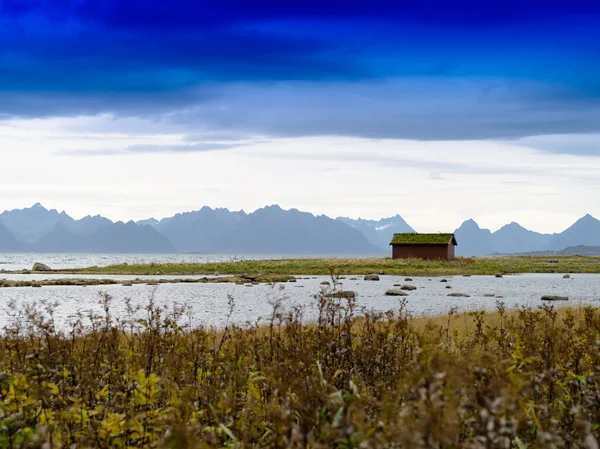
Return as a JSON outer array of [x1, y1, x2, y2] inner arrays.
[[1, 0, 600, 140]]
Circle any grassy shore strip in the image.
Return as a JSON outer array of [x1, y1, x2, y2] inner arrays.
[[0, 274, 293, 288], [1, 296, 599, 447], [41, 255, 600, 276]]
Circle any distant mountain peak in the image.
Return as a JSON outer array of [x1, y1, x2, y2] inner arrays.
[[32, 202, 45, 209], [458, 218, 481, 230], [501, 221, 526, 230]]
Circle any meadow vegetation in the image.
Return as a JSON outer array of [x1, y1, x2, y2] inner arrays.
[[1, 291, 599, 448], [53, 255, 600, 276]]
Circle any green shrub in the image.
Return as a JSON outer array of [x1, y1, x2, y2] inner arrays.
[[0, 293, 599, 448]]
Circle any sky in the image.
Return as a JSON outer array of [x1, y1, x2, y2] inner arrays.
[[1, 0, 600, 233]]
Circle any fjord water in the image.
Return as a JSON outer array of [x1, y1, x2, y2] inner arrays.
[[1, 273, 599, 330]]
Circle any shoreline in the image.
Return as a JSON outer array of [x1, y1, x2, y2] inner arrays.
[[0, 274, 294, 288], [6, 255, 600, 277]]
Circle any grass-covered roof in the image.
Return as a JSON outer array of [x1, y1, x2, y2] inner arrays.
[[390, 233, 457, 246]]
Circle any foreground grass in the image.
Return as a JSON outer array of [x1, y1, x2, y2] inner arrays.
[[50, 255, 600, 276], [1, 293, 600, 448]]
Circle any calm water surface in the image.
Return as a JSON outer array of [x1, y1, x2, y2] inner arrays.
[[1, 273, 598, 330]]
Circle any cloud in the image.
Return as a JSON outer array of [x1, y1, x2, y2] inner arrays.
[[60, 141, 255, 156], [166, 80, 600, 141], [516, 134, 600, 156], [1, 0, 600, 143]]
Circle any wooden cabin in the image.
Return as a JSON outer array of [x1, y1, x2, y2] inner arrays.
[[390, 233, 458, 260]]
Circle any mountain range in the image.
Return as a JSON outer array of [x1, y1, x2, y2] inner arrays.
[[0, 203, 387, 255], [454, 214, 600, 256], [1, 203, 599, 256], [0, 204, 175, 254]]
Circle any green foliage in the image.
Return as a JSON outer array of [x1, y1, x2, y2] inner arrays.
[[56, 255, 600, 276], [1, 294, 600, 448], [389, 232, 455, 245]]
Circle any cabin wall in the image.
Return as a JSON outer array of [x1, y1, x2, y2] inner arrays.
[[447, 244, 455, 260], [392, 245, 453, 260]]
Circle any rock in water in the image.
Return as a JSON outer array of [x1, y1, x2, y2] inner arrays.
[[447, 293, 470, 297], [400, 285, 417, 291], [32, 263, 51, 272], [495, 274, 503, 278], [364, 274, 380, 281], [405, 277, 413, 281], [563, 274, 570, 279], [325, 291, 357, 299], [541, 295, 569, 301], [385, 289, 408, 296]]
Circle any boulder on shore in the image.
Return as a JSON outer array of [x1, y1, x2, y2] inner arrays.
[[32, 263, 51, 272], [541, 295, 569, 301], [364, 274, 380, 281], [385, 289, 408, 296]]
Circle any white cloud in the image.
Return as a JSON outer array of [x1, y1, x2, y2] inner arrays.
[[1, 116, 599, 234]]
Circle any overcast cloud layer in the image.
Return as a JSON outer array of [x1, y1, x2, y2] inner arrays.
[[1, 1, 599, 230]]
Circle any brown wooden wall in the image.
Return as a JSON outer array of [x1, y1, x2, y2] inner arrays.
[[392, 244, 455, 260], [447, 243, 455, 260]]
